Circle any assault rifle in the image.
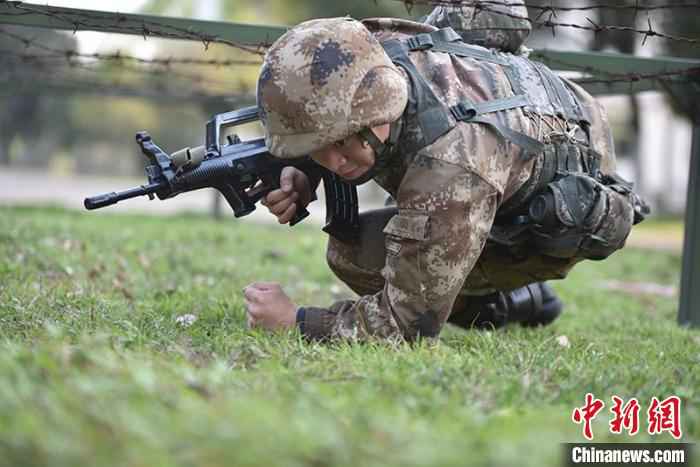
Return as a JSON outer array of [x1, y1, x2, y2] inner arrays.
[[84, 106, 360, 242]]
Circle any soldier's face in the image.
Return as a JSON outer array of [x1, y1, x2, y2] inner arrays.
[[310, 134, 375, 180], [310, 124, 389, 180]]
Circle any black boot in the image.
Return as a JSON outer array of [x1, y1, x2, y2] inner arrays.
[[447, 292, 509, 330], [509, 282, 563, 327], [448, 282, 563, 330]]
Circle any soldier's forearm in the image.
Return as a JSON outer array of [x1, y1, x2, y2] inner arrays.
[[296, 296, 407, 342], [296, 305, 340, 341]]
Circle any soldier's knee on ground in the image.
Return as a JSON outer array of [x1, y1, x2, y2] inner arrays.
[[447, 282, 563, 330]]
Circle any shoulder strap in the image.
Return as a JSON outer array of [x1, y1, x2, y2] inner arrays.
[[382, 39, 455, 151], [405, 28, 509, 66]]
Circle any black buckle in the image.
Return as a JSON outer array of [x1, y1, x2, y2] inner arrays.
[[405, 33, 434, 51], [450, 102, 477, 122]]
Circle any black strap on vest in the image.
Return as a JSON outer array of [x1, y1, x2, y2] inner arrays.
[[382, 38, 456, 151], [405, 28, 509, 66], [449, 98, 545, 157], [382, 28, 545, 158], [357, 117, 403, 169]]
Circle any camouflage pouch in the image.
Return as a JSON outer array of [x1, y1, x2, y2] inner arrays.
[[526, 173, 643, 261], [424, 1, 531, 53]]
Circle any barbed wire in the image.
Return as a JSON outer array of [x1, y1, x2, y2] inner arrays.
[[518, 17, 696, 46], [2, 0, 699, 94], [574, 67, 700, 85], [1, 80, 251, 104], [528, 1, 700, 13], [0, 53, 252, 103], [0, 1, 269, 55], [0, 28, 262, 68], [3, 0, 700, 53], [0, 26, 262, 96], [530, 53, 700, 94], [0, 40, 248, 85], [0, 50, 251, 96], [0, 62, 256, 103], [3, 45, 698, 98], [535, 52, 699, 78], [397, 0, 700, 13], [396, 0, 700, 46]]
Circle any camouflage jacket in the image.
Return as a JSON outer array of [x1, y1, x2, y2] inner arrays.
[[297, 18, 615, 342]]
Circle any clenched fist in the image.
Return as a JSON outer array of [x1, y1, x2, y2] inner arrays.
[[243, 282, 297, 331], [262, 167, 313, 224]]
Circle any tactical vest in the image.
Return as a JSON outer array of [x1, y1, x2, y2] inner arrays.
[[380, 27, 649, 261]]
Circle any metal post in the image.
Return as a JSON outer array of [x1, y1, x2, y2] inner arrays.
[[678, 115, 700, 328]]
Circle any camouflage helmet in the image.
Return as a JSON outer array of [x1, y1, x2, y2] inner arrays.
[[256, 17, 408, 158], [424, 1, 531, 53]]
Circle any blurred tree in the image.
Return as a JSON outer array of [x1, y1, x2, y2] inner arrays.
[[587, 0, 642, 191], [0, 27, 77, 166], [660, 6, 700, 119], [0, 93, 40, 165]]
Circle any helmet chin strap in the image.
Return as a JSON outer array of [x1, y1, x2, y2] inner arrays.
[[347, 118, 402, 186]]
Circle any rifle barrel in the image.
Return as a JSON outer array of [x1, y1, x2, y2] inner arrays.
[[84, 183, 163, 210]]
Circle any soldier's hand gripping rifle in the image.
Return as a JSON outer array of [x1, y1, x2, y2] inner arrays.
[[84, 106, 360, 242]]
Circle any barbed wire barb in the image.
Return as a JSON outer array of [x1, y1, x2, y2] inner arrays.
[[0, 28, 262, 68], [585, 17, 602, 34], [642, 17, 657, 46]]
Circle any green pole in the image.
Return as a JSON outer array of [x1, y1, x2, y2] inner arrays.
[[0, 2, 287, 47], [679, 115, 700, 328]]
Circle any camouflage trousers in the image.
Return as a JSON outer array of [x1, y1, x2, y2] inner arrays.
[[326, 206, 581, 320]]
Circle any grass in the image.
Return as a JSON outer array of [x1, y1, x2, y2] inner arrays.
[[0, 206, 698, 467]]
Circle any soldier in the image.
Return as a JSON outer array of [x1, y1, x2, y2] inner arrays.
[[243, 4, 648, 341]]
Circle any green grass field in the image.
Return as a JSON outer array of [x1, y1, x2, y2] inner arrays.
[[0, 206, 697, 467]]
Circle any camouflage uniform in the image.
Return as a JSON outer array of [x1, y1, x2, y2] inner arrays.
[[257, 14, 643, 342]]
